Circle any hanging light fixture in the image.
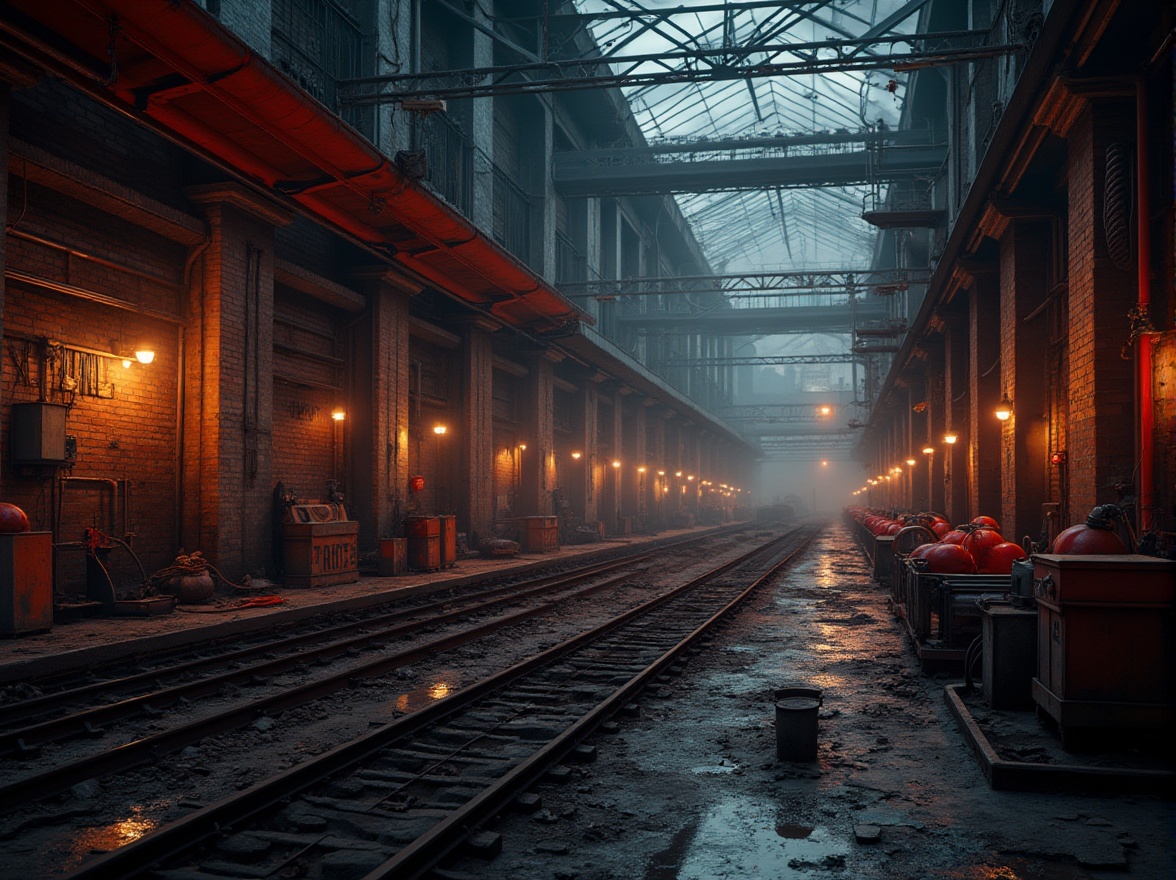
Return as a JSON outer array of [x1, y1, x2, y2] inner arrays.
[[994, 394, 1014, 421]]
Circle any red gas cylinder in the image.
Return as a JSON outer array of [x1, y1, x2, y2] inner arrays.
[[962, 527, 1005, 568], [1051, 505, 1129, 554], [1052, 524, 1127, 554], [980, 541, 1028, 574], [0, 502, 31, 533], [922, 542, 977, 574]]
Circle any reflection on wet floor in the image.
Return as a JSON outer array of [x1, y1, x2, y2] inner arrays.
[[389, 673, 462, 716], [668, 793, 850, 878], [67, 806, 155, 868]]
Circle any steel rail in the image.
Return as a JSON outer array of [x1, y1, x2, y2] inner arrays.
[[0, 526, 754, 808], [370, 528, 818, 880], [0, 550, 663, 732], [62, 525, 815, 879], [2, 523, 748, 725]]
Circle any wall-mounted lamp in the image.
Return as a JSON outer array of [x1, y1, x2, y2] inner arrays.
[[994, 395, 1013, 421], [943, 433, 958, 444], [906, 458, 916, 467], [922, 446, 935, 455], [518, 443, 527, 451], [637, 466, 647, 474], [612, 459, 621, 468], [571, 451, 582, 460], [433, 424, 448, 435], [674, 471, 682, 477], [331, 406, 346, 422], [134, 345, 155, 365]]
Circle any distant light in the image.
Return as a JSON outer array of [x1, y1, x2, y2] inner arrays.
[[331, 407, 346, 421], [906, 458, 916, 466], [821, 460, 828, 467], [944, 433, 958, 444], [571, 451, 582, 460], [637, 466, 646, 473], [612, 460, 621, 468], [433, 424, 447, 435], [519, 443, 527, 451], [922, 446, 934, 455]]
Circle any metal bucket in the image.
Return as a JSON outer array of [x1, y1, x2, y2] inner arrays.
[[775, 696, 820, 762], [772, 682, 823, 704]]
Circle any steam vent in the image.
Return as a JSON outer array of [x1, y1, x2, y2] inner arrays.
[[0, 2, 1173, 879]]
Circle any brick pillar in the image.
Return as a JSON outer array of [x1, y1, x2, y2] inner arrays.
[[619, 391, 645, 527], [185, 184, 291, 578], [1066, 100, 1136, 523], [350, 269, 414, 549], [0, 83, 8, 339], [1000, 220, 1051, 542], [580, 378, 600, 524], [967, 269, 1002, 519], [929, 377, 946, 515], [519, 352, 557, 515], [603, 389, 623, 534], [944, 315, 970, 523], [457, 319, 497, 544], [648, 408, 667, 529]]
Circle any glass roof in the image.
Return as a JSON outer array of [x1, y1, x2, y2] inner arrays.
[[573, 0, 916, 275]]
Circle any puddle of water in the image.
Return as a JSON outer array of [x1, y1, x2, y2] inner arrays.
[[387, 673, 462, 717], [66, 807, 156, 868], [671, 794, 850, 879]]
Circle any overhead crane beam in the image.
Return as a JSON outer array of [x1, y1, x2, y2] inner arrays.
[[719, 404, 852, 423], [558, 268, 928, 298], [658, 354, 861, 367], [551, 132, 946, 197], [617, 302, 893, 335]]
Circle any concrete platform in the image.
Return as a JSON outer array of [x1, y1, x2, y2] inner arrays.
[[945, 683, 1176, 796], [0, 526, 719, 686]]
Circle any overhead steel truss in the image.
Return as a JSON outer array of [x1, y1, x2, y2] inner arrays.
[[339, 32, 1017, 104], [559, 267, 928, 298], [657, 354, 861, 367]]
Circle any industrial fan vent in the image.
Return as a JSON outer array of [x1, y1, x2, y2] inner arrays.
[[1103, 142, 1133, 270]]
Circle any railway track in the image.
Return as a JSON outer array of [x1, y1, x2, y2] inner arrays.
[[0, 527, 751, 810], [55, 523, 816, 880]]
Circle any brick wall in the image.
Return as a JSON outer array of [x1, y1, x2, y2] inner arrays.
[[1, 286, 179, 589], [271, 381, 335, 502]]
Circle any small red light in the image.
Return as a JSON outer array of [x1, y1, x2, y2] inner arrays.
[[1049, 451, 1067, 465]]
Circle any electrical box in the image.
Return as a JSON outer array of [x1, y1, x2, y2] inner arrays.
[[10, 403, 68, 464]]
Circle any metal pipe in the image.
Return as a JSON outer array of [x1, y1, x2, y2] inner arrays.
[[60, 476, 120, 536], [1135, 75, 1154, 532]]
